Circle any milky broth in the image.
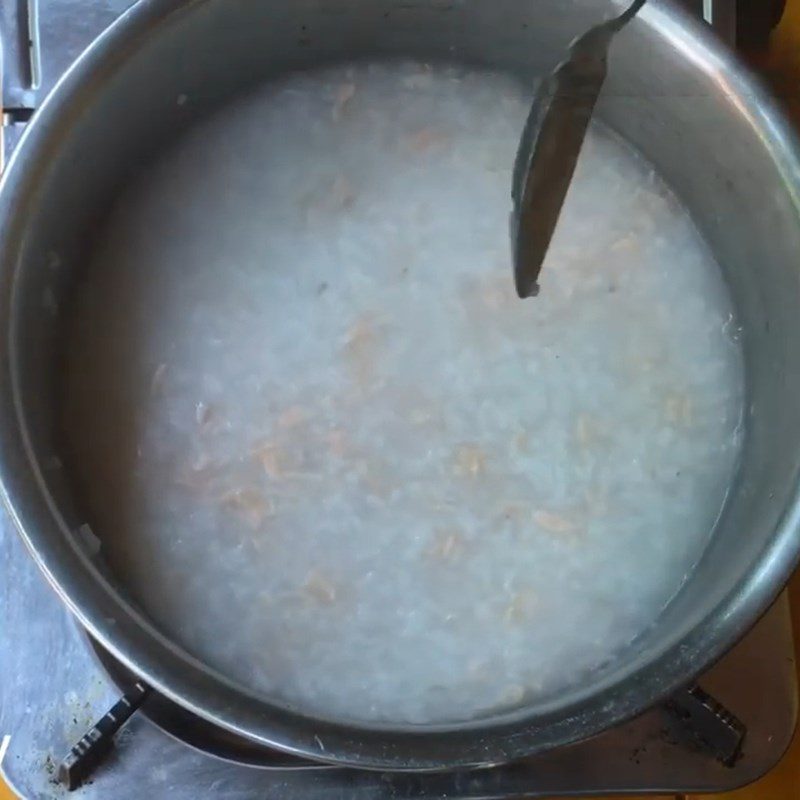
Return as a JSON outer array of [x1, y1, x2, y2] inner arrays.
[[61, 61, 744, 724]]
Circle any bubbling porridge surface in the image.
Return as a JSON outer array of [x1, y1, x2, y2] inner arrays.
[[61, 61, 744, 724]]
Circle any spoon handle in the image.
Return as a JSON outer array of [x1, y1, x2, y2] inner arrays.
[[511, 0, 646, 298]]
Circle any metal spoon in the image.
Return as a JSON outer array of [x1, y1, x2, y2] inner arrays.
[[510, 0, 647, 299]]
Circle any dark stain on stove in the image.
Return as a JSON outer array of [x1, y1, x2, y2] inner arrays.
[[658, 725, 682, 747], [629, 717, 694, 766], [629, 743, 646, 765]]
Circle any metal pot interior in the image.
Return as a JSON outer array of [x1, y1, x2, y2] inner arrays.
[[2, 0, 800, 768]]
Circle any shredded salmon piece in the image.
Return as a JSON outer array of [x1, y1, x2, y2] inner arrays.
[[427, 529, 464, 561], [359, 462, 391, 499], [304, 571, 338, 605], [453, 444, 487, 478], [472, 271, 514, 312], [343, 314, 382, 388], [277, 406, 306, 430], [253, 443, 287, 479], [611, 234, 639, 253], [332, 82, 356, 121], [221, 487, 271, 528], [514, 431, 531, 453], [329, 175, 356, 210], [504, 589, 539, 623], [326, 429, 348, 458], [304, 174, 356, 217], [533, 510, 578, 535], [575, 413, 603, 449], [195, 401, 215, 429], [402, 64, 432, 90], [499, 685, 525, 705], [150, 363, 167, 395], [664, 392, 693, 426], [409, 407, 434, 425], [176, 453, 216, 491], [408, 128, 450, 152]]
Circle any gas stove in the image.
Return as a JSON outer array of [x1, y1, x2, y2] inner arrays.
[[1, 2, 796, 798], [1, 514, 796, 798]]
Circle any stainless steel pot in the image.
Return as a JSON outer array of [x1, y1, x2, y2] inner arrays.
[[2, 0, 800, 771]]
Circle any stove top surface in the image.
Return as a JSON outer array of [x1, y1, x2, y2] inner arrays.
[[1, 512, 796, 799], [1, 1, 797, 797]]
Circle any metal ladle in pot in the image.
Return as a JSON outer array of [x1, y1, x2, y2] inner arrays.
[[510, 0, 647, 298]]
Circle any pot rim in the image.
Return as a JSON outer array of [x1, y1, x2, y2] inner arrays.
[[1, 0, 800, 770]]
